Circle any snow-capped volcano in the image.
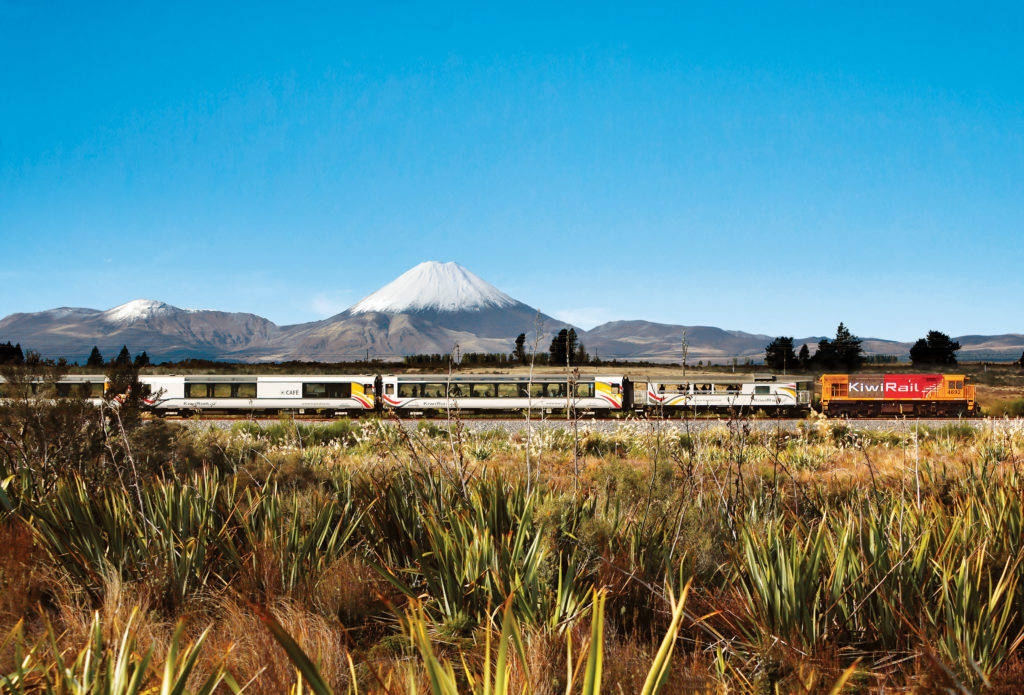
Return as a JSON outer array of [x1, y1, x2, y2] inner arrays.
[[261, 261, 570, 359], [349, 261, 516, 314], [0, 299, 281, 362], [102, 299, 180, 324]]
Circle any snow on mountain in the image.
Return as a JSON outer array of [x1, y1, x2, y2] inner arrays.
[[102, 299, 179, 324], [42, 307, 101, 319], [349, 261, 517, 314]]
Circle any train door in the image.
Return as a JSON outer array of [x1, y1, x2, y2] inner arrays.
[[595, 376, 624, 410], [380, 376, 399, 408], [622, 377, 633, 410]]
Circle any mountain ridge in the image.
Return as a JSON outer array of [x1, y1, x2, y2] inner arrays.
[[1, 263, 1021, 363]]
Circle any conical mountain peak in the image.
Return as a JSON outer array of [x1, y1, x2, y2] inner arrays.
[[349, 261, 517, 314]]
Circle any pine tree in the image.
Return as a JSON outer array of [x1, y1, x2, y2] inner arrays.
[[86, 346, 104, 368], [812, 338, 836, 370], [513, 333, 527, 364], [909, 331, 960, 366], [0, 342, 24, 365], [548, 329, 568, 365], [114, 345, 132, 367], [573, 341, 589, 365], [832, 323, 863, 370], [133, 351, 151, 368], [798, 344, 810, 369], [764, 337, 797, 371]]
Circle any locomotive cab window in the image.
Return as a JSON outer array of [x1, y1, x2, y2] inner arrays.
[[754, 385, 771, 395]]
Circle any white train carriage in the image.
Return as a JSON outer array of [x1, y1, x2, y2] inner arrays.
[[380, 374, 627, 413], [0, 374, 107, 403], [638, 376, 812, 413], [140, 375, 377, 415]]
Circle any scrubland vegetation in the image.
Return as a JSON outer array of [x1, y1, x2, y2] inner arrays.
[[2, 388, 1024, 692]]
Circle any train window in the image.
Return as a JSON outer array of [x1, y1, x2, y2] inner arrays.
[[303, 383, 352, 399], [62, 383, 93, 398], [613, 384, 622, 395], [470, 384, 497, 398], [398, 383, 419, 398], [496, 383, 519, 398], [447, 384, 464, 397], [422, 383, 445, 398], [212, 384, 232, 398], [90, 383, 105, 398], [235, 383, 257, 398], [330, 383, 352, 398], [676, 383, 688, 393], [754, 386, 770, 395], [186, 383, 209, 398], [385, 384, 394, 395], [550, 383, 567, 398], [575, 383, 595, 398]]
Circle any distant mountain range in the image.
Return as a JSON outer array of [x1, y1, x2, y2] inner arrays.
[[1, 261, 1021, 363]]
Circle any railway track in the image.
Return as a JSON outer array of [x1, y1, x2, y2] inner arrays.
[[169, 416, 1018, 433]]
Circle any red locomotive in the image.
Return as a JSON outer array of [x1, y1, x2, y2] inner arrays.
[[819, 374, 977, 417]]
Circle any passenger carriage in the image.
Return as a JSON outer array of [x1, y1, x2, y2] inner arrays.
[[139, 374, 377, 416], [379, 374, 628, 413], [633, 375, 812, 414]]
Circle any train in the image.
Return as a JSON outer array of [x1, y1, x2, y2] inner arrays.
[[1, 372, 979, 418], [820, 373, 977, 417]]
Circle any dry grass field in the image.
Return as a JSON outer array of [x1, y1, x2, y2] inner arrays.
[[2, 388, 1024, 693]]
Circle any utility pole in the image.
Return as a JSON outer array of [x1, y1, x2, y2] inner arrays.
[[681, 329, 688, 379]]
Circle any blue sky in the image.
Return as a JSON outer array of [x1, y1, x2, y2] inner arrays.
[[2, 2, 1022, 341]]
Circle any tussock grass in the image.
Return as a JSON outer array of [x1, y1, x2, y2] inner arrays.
[[1, 406, 1024, 692]]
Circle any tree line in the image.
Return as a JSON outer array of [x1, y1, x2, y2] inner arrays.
[[84, 345, 151, 369], [764, 326, 972, 371]]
